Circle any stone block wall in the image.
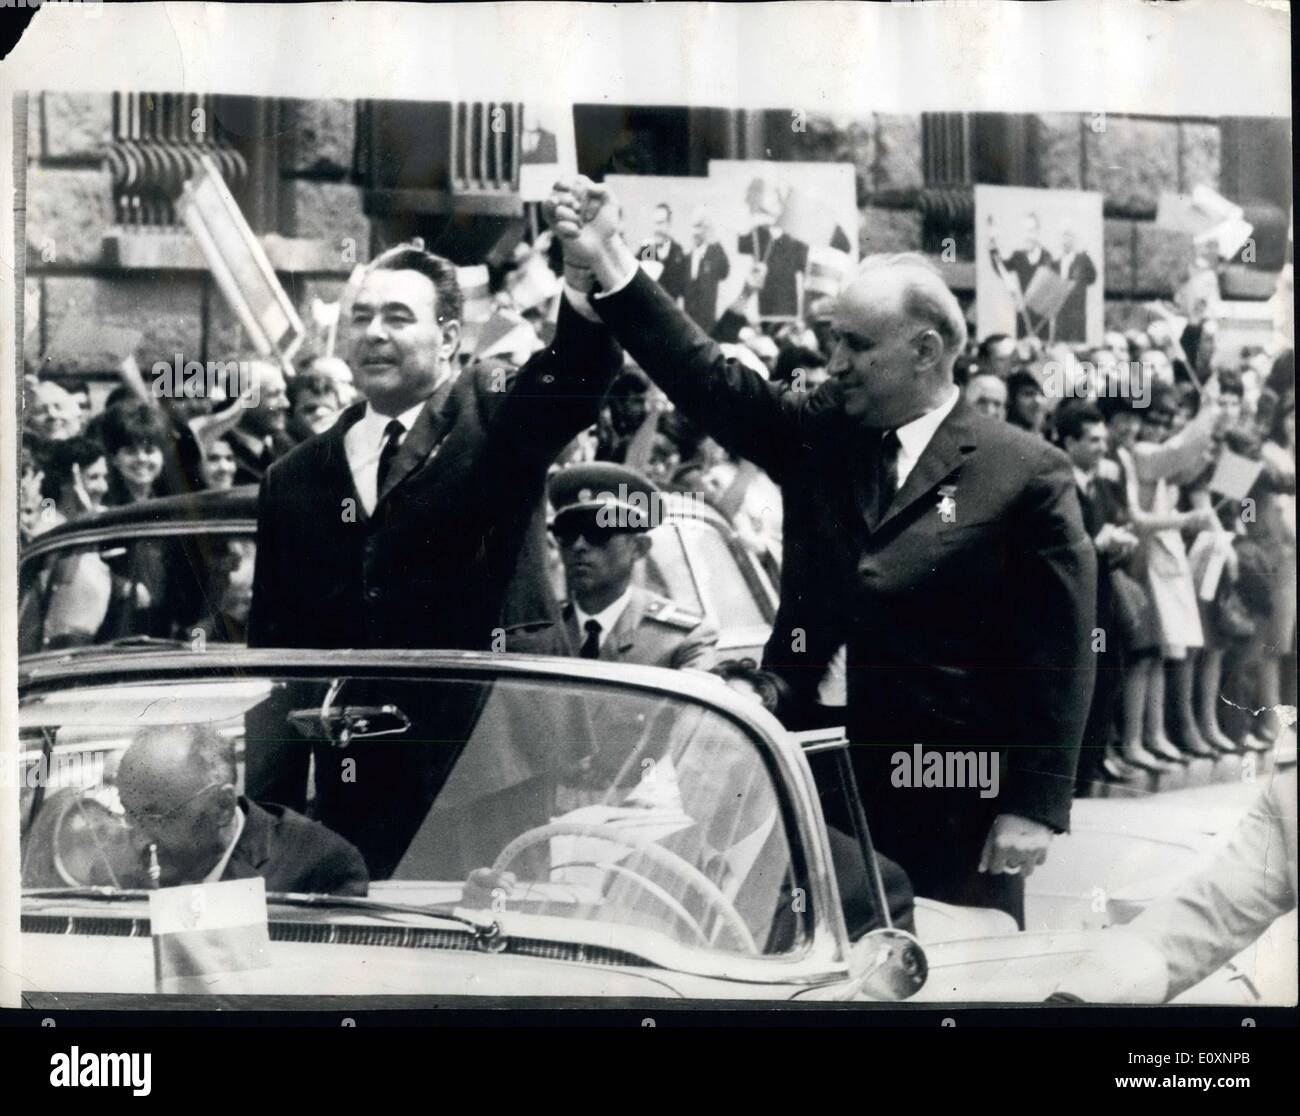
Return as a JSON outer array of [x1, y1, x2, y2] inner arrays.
[[23, 92, 368, 381]]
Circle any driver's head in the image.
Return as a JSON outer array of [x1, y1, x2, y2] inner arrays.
[[549, 463, 657, 613], [117, 723, 239, 884]]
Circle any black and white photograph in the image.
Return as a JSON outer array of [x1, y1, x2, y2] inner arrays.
[[0, 0, 1294, 1075]]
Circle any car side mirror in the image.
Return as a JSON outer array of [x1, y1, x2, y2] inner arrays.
[[849, 927, 929, 1001]]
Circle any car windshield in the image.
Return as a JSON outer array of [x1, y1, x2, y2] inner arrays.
[[18, 531, 256, 654], [19, 668, 803, 959]]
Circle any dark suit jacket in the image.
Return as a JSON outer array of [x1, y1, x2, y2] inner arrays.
[[738, 227, 808, 318], [229, 428, 295, 488], [247, 299, 621, 653], [683, 242, 731, 332], [1057, 251, 1097, 343], [222, 797, 369, 896], [592, 270, 1097, 913], [640, 237, 689, 302]]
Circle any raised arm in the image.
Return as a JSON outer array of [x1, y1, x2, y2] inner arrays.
[[548, 178, 805, 482]]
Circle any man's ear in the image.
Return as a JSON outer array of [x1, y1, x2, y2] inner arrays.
[[914, 329, 945, 369], [440, 320, 462, 363]]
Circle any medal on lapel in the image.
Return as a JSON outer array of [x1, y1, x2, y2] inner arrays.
[[937, 484, 957, 523]]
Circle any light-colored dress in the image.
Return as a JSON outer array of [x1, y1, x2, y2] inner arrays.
[[1119, 406, 1219, 658]]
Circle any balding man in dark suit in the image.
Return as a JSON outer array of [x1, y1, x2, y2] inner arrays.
[[547, 177, 1097, 926]]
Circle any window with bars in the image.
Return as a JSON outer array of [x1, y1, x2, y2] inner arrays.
[[107, 93, 252, 228]]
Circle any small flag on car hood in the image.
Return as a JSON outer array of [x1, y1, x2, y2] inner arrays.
[[150, 877, 271, 993]]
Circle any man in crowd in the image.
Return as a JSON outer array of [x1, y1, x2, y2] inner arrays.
[[1055, 402, 1138, 790], [549, 176, 1096, 925], [511, 462, 717, 669], [117, 723, 368, 896], [684, 211, 731, 333], [964, 371, 1008, 421], [286, 370, 342, 442], [638, 203, 689, 304], [227, 360, 294, 485], [977, 333, 1018, 380]]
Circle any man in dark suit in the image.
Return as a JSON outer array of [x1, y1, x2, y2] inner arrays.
[[684, 213, 732, 332], [226, 360, 295, 486], [1055, 227, 1098, 343], [117, 724, 369, 896], [638, 203, 689, 303], [1055, 402, 1138, 789], [548, 178, 1097, 925], [245, 242, 622, 868], [248, 242, 621, 653]]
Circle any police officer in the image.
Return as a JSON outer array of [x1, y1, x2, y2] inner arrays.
[[513, 462, 717, 669]]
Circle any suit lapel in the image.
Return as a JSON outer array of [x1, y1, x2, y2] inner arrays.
[[375, 375, 459, 508], [221, 799, 272, 880], [323, 401, 367, 516], [874, 400, 979, 535]]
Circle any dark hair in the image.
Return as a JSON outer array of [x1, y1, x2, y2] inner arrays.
[[287, 371, 340, 409], [773, 344, 826, 386], [1006, 370, 1042, 398], [655, 202, 671, 220], [978, 334, 1012, 361], [100, 402, 170, 455], [39, 435, 107, 501], [1053, 402, 1106, 446], [369, 243, 463, 326], [1218, 376, 1245, 400]]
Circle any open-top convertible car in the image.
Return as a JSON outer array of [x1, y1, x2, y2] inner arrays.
[[17, 645, 1196, 1007], [18, 485, 777, 662]]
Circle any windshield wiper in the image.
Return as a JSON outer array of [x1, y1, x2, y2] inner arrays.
[[22, 888, 506, 949]]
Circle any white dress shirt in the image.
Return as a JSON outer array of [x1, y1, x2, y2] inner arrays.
[[343, 401, 426, 516], [572, 586, 634, 654], [202, 803, 247, 883], [817, 385, 962, 707]]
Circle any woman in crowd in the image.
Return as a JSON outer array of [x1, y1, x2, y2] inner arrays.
[[101, 401, 171, 505], [1005, 370, 1047, 435], [18, 436, 114, 652], [199, 435, 239, 491], [1115, 382, 1223, 769]]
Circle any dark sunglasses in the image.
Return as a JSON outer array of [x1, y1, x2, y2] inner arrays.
[[552, 521, 634, 548]]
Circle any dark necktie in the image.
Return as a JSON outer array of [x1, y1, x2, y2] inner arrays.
[[869, 428, 901, 527], [375, 419, 405, 496], [579, 619, 602, 659]]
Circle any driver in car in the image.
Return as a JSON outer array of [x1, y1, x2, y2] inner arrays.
[[116, 723, 369, 896]]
